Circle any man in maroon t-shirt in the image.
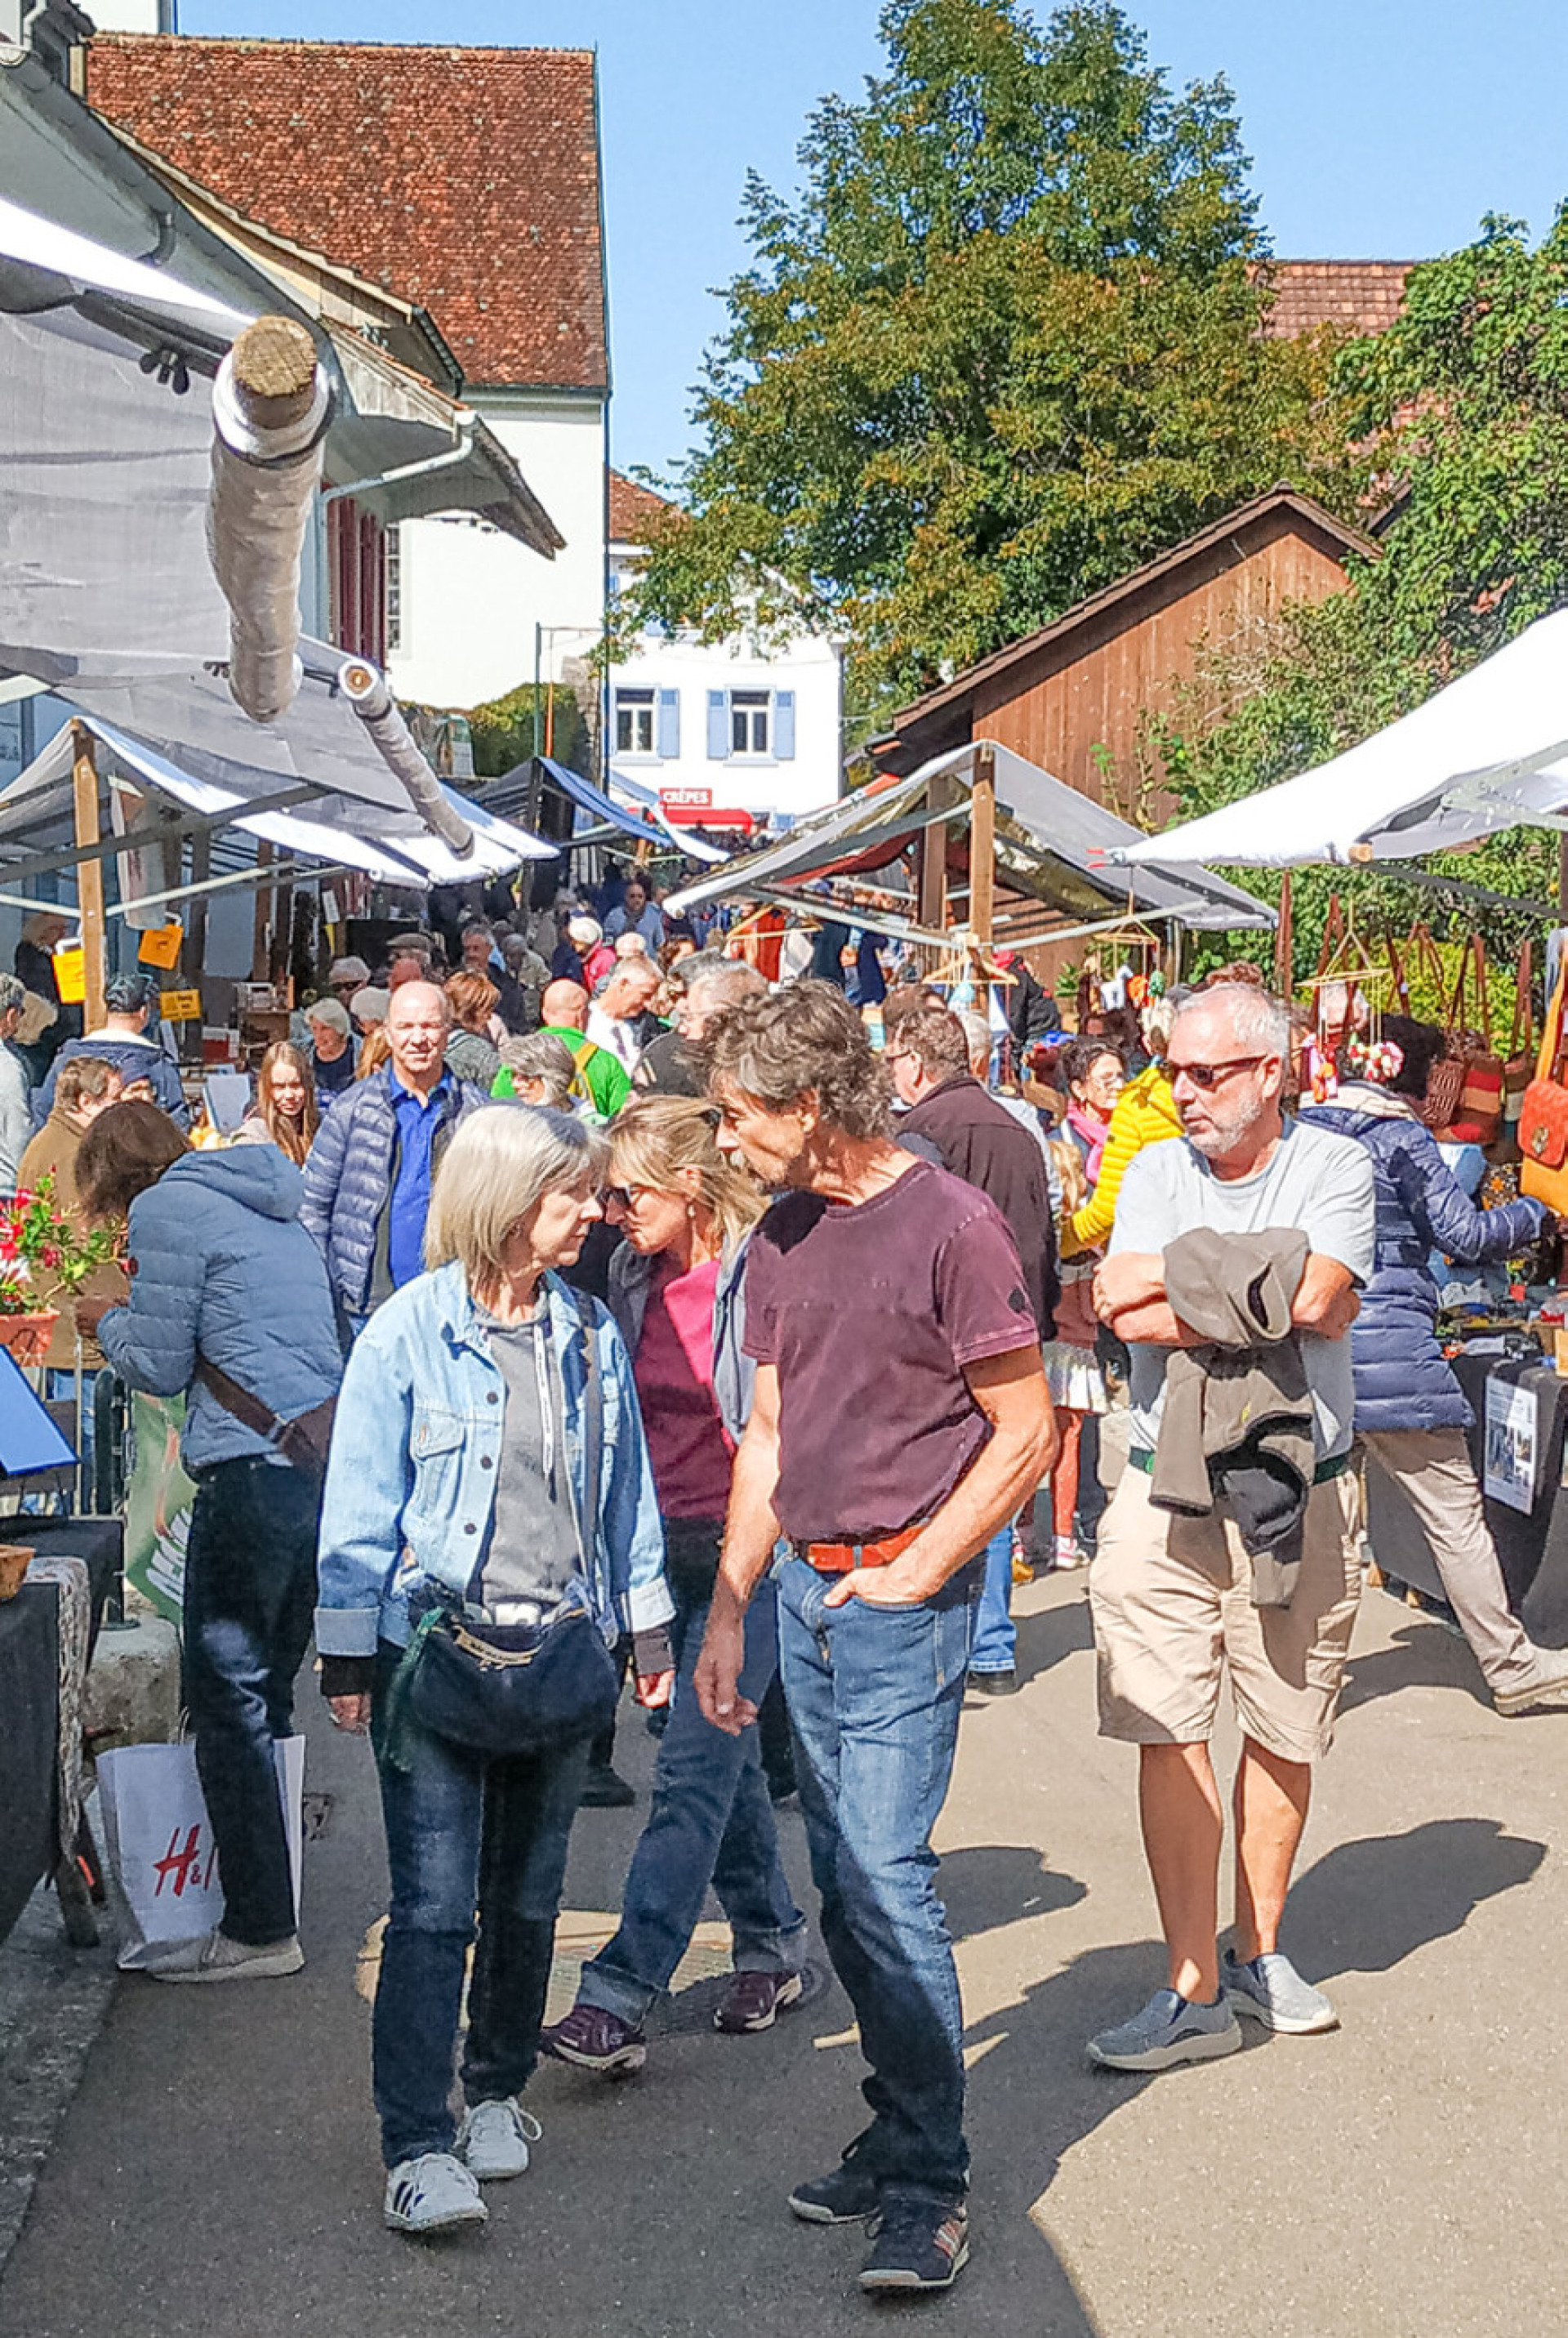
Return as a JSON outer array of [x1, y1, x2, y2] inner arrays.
[[696, 982, 1054, 2297]]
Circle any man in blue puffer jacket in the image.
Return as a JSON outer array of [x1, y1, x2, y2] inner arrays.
[[1305, 1015, 1568, 1714], [77, 1113, 345, 1980], [301, 981, 486, 1329]]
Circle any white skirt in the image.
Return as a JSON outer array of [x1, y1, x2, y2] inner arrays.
[[1042, 1339, 1108, 1415]]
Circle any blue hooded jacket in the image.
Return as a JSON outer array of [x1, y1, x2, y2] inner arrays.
[[1303, 1085, 1546, 1431], [97, 1145, 343, 1471]]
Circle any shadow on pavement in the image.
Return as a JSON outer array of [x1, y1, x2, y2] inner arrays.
[[939, 1842, 1088, 1942], [1284, 1818, 1546, 1979], [1340, 1620, 1490, 1713], [1010, 1591, 1095, 1691]]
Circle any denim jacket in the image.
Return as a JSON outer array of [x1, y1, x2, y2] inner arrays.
[[314, 1258, 672, 1658]]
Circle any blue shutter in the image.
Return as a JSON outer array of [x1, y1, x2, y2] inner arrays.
[[706, 690, 728, 760], [773, 689, 796, 759], [657, 688, 680, 759]]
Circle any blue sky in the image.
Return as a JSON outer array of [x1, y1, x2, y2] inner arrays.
[[180, 0, 1568, 479]]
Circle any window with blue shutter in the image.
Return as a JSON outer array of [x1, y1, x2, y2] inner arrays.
[[657, 689, 680, 759], [706, 690, 728, 760], [773, 689, 795, 759]]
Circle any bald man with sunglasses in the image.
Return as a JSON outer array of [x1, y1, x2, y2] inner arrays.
[[1085, 983, 1374, 2075]]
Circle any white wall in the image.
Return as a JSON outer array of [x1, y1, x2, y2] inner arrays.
[[607, 602, 844, 828], [387, 393, 606, 713]]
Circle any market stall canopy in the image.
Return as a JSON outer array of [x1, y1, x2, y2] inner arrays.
[[1107, 610, 1568, 870], [0, 196, 560, 689], [528, 759, 728, 865], [6, 669, 555, 890], [665, 739, 1274, 939]]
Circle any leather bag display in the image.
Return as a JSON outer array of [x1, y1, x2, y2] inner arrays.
[[1519, 953, 1568, 1212], [1445, 934, 1503, 1146]]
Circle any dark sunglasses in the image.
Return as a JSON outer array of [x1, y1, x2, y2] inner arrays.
[[1167, 1055, 1267, 1092]]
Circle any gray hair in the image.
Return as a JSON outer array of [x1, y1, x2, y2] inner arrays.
[[1174, 981, 1290, 1057], [956, 1009, 991, 1069], [0, 973, 24, 1020], [425, 1104, 608, 1283], [499, 1031, 578, 1107], [686, 960, 766, 1013]]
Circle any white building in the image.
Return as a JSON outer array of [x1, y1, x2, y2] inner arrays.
[[606, 474, 844, 833], [85, 31, 609, 712]]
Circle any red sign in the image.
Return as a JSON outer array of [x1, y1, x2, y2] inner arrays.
[[660, 787, 711, 808], [662, 803, 755, 832]]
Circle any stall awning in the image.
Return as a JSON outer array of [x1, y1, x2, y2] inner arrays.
[[533, 759, 730, 865], [666, 740, 1274, 935], [6, 679, 556, 891], [1109, 610, 1568, 870]]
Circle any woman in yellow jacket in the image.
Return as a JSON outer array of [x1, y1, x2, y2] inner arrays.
[[1059, 994, 1182, 1260]]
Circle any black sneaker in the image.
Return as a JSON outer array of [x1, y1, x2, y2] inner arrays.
[[788, 2148, 884, 2226], [579, 1765, 635, 1809], [969, 1668, 1018, 1697], [859, 2198, 970, 2292]]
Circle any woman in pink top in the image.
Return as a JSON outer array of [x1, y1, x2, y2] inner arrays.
[[543, 1097, 807, 2077]]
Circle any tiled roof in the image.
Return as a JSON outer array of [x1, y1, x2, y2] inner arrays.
[[86, 34, 608, 392], [609, 469, 675, 543], [1256, 260, 1415, 340]]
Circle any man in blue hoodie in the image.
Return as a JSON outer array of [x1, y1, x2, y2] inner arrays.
[[77, 1116, 343, 1983]]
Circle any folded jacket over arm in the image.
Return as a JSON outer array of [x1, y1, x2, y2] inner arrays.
[[1151, 1226, 1313, 1608]]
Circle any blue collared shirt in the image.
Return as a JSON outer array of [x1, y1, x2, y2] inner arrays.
[[388, 1070, 453, 1287]]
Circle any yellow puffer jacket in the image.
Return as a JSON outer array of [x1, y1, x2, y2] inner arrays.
[[1061, 1062, 1181, 1258]]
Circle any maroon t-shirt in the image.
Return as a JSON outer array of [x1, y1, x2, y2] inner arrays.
[[742, 1157, 1038, 1543]]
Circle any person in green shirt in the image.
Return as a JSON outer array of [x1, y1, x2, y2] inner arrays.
[[492, 978, 630, 1119]]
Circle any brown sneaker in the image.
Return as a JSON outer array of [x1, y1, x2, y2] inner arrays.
[[541, 2002, 647, 2075], [713, 1968, 804, 2034]]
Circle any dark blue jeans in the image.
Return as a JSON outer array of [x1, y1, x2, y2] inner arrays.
[[182, 1456, 318, 1948], [579, 1528, 805, 2023], [371, 1645, 588, 2168], [777, 1555, 976, 2208]]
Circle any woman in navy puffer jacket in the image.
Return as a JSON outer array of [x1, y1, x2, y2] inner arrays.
[[1306, 1016, 1568, 1714]]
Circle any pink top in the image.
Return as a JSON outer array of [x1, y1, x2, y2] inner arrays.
[[633, 1252, 733, 1520]]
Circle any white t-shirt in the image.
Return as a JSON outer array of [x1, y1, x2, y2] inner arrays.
[[1110, 1118, 1375, 1463]]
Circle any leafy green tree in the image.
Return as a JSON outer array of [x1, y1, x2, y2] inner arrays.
[[623, 0, 1360, 708], [1162, 208, 1568, 993]]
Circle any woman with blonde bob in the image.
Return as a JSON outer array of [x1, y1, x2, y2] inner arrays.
[[316, 1104, 674, 2239], [544, 1095, 808, 2079]]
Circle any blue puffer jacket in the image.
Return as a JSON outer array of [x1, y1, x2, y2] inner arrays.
[[97, 1146, 343, 1472], [299, 1064, 486, 1315], [1303, 1085, 1547, 1430]]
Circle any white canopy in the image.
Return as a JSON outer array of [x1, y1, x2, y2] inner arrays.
[[1111, 610, 1568, 870]]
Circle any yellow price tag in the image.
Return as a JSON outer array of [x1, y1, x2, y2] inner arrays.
[[159, 988, 203, 1023]]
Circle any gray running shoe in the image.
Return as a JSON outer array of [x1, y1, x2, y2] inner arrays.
[[1087, 1986, 1241, 2072], [1223, 1948, 1338, 2035], [1494, 1649, 1568, 1716]]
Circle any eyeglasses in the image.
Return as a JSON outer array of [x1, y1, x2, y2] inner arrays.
[[1167, 1055, 1267, 1092]]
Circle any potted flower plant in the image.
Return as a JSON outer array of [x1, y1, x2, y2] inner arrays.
[[0, 1178, 121, 1368]]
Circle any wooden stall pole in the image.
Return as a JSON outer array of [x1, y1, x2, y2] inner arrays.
[[252, 839, 274, 982], [969, 745, 996, 948], [70, 724, 107, 1032], [918, 814, 948, 932]]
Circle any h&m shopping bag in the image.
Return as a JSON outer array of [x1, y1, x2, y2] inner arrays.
[[96, 1736, 305, 1970]]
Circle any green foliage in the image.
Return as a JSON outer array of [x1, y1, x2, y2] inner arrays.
[[467, 685, 590, 782], [624, 0, 1360, 707], [1163, 207, 1568, 1001]]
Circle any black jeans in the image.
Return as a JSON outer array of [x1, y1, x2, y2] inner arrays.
[[181, 1456, 318, 1947], [371, 1644, 589, 2167]]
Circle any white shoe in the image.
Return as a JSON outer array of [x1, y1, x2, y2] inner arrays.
[[141, 1928, 304, 1983], [456, 2096, 541, 2181], [1494, 1649, 1568, 1715], [383, 2152, 488, 2235]]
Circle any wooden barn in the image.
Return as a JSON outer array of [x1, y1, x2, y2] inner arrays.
[[881, 486, 1379, 823]]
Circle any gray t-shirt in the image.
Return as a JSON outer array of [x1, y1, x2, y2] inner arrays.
[[477, 1314, 582, 1613], [1110, 1119, 1375, 1463]]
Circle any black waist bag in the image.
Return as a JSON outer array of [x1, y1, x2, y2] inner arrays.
[[396, 1599, 619, 1762]]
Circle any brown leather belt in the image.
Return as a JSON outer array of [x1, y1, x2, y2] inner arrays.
[[798, 1524, 924, 1575]]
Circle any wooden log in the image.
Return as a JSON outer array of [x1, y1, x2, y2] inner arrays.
[[228, 315, 318, 434], [70, 725, 107, 1031], [969, 744, 996, 948]]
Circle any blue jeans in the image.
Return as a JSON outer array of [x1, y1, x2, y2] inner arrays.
[[777, 1554, 976, 2206], [970, 1522, 1016, 1674], [579, 1528, 805, 2023], [181, 1456, 318, 1947], [371, 1646, 588, 2168]]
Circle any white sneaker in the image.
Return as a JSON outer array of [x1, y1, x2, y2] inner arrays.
[[456, 2097, 541, 2181], [1494, 1649, 1568, 1716], [383, 2152, 488, 2235], [141, 1928, 304, 1983]]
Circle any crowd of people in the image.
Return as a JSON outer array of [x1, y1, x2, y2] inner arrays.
[[15, 866, 1566, 2298]]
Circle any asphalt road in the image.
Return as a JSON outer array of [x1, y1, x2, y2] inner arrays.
[[1, 1566, 1564, 2338]]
